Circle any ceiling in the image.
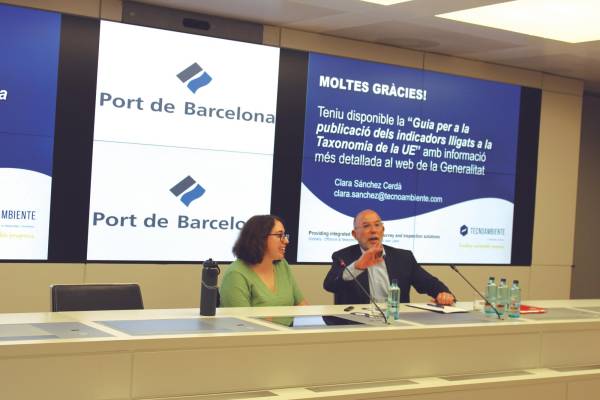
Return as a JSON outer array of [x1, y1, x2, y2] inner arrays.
[[136, 0, 600, 93]]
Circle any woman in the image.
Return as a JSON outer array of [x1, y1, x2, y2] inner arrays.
[[220, 215, 307, 307]]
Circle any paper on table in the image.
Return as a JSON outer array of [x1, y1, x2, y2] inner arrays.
[[406, 303, 469, 314]]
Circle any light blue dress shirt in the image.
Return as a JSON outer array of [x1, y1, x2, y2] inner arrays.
[[342, 248, 390, 301]]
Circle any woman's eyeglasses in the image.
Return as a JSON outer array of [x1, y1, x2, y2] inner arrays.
[[266, 233, 290, 242]]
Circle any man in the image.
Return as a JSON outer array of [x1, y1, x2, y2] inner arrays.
[[323, 209, 455, 305]]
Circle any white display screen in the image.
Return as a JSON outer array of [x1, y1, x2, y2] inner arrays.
[[87, 21, 280, 261]]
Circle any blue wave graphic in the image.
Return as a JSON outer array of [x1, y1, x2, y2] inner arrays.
[[180, 184, 206, 206], [187, 72, 212, 93], [0, 133, 54, 177]]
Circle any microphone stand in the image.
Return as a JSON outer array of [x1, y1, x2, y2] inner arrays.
[[340, 258, 389, 324], [450, 265, 502, 320]]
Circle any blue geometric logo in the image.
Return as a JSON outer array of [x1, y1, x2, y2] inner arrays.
[[460, 225, 468, 236], [177, 62, 212, 93], [170, 176, 205, 207]]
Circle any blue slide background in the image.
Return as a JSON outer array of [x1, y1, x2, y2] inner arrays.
[[0, 4, 61, 176], [301, 53, 521, 221]]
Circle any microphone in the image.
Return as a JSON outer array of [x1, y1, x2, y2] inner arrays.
[[339, 258, 389, 324], [449, 265, 502, 320]]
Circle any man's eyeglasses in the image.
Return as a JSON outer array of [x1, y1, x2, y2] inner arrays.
[[355, 222, 384, 230], [267, 233, 290, 242]]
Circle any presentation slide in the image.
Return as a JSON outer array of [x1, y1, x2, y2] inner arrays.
[[0, 4, 61, 260], [87, 21, 280, 261], [297, 53, 522, 264]]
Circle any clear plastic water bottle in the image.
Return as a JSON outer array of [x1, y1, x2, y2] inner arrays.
[[387, 279, 400, 320], [484, 276, 497, 316], [496, 278, 508, 317], [508, 280, 521, 318]]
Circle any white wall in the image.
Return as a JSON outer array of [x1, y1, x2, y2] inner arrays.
[[571, 94, 600, 298]]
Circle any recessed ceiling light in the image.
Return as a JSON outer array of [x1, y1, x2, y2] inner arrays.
[[437, 0, 600, 43], [360, 0, 415, 5]]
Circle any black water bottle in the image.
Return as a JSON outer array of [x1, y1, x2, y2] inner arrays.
[[200, 258, 220, 316]]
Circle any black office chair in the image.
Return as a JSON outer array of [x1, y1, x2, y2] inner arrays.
[[51, 283, 144, 312]]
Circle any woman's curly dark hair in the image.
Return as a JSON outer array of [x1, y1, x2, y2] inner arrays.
[[233, 215, 283, 265]]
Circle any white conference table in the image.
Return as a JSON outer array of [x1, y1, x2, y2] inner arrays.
[[1, 300, 600, 400]]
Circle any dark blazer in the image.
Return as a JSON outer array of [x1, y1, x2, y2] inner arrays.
[[323, 244, 450, 304]]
